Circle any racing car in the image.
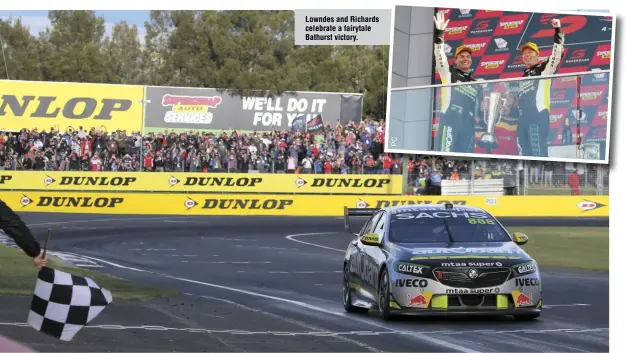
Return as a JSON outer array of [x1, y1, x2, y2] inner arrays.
[[342, 203, 541, 321]]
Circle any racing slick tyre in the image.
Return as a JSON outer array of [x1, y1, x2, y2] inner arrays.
[[377, 270, 393, 321], [343, 265, 369, 313], [513, 312, 541, 321]]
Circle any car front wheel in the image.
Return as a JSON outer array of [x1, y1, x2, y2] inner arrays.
[[378, 270, 392, 321]]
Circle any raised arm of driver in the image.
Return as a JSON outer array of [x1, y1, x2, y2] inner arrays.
[[433, 29, 451, 82], [433, 13, 451, 82], [542, 24, 565, 76]]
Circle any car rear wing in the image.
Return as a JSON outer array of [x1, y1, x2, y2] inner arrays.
[[344, 206, 378, 236]]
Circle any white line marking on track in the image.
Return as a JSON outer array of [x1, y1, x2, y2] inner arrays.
[[27, 217, 178, 228], [285, 233, 345, 252], [181, 261, 272, 264], [0, 322, 608, 337], [130, 249, 177, 251], [186, 294, 383, 352], [70, 253, 481, 353], [163, 220, 208, 223], [61, 226, 119, 230], [543, 304, 591, 308]]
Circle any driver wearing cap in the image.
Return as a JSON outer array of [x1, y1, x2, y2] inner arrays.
[[514, 19, 565, 157], [432, 12, 483, 154]]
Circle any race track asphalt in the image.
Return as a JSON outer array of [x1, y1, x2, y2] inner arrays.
[[1, 213, 609, 352]]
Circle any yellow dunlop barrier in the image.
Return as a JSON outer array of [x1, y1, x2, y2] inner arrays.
[[0, 80, 144, 133], [0, 171, 403, 195], [4, 192, 609, 217]]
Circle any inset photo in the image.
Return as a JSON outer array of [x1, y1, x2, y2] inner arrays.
[[386, 6, 615, 163]]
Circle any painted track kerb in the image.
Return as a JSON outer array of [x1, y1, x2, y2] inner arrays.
[[285, 232, 345, 252]]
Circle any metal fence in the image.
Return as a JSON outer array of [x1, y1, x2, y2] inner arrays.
[[405, 156, 609, 196]]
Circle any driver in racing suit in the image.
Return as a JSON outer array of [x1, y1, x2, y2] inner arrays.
[[432, 12, 482, 154], [514, 19, 565, 157]]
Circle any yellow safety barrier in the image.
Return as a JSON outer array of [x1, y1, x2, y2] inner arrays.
[[0, 171, 403, 195], [3, 192, 609, 217], [0, 80, 144, 133]]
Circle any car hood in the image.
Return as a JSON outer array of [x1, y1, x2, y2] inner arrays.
[[390, 241, 533, 267]]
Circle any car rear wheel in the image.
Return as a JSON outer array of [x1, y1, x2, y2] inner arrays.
[[343, 265, 368, 313], [378, 270, 392, 321], [513, 311, 541, 321]]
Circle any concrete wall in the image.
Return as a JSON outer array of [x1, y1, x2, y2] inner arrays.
[[387, 5, 437, 152]]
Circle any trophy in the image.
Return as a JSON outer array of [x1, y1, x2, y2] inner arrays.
[[579, 142, 600, 160], [478, 92, 507, 150]]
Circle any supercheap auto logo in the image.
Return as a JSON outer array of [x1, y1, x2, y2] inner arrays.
[[161, 94, 222, 125], [577, 200, 606, 212]]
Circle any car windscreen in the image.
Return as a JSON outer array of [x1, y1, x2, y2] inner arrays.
[[389, 209, 511, 243]]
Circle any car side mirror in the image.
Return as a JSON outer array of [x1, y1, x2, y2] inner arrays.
[[512, 232, 529, 245], [360, 233, 381, 246]]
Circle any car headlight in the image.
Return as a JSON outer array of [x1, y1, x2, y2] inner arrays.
[[511, 260, 538, 277]]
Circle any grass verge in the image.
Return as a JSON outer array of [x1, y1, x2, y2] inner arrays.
[[0, 245, 179, 301], [507, 226, 608, 272]]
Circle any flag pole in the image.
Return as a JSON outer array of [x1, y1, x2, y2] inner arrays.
[[42, 228, 51, 258]]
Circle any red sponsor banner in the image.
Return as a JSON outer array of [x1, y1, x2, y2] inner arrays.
[[592, 105, 609, 126], [577, 85, 607, 107], [493, 14, 529, 36], [460, 36, 491, 56], [444, 20, 474, 40], [475, 10, 504, 19], [432, 8, 613, 150], [474, 53, 510, 76], [591, 43, 612, 66]]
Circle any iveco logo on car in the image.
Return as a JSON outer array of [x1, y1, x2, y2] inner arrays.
[[395, 279, 428, 288], [515, 278, 540, 286]]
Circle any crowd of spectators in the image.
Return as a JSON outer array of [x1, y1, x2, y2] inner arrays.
[[0, 120, 400, 174], [0, 120, 606, 195]]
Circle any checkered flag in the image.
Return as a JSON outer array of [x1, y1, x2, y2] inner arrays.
[[27, 267, 113, 341]]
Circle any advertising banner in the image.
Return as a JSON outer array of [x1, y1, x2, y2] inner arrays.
[[0, 171, 402, 195], [143, 86, 363, 133], [6, 192, 609, 218], [432, 9, 613, 154], [0, 80, 144, 133]]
